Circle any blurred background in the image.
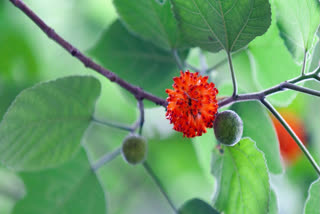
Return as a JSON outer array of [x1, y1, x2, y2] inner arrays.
[[0, 0, 319, 214]]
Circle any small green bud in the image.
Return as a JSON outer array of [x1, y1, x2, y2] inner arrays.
[[214, 110, 243, 146], [121, 135, 147, 165]]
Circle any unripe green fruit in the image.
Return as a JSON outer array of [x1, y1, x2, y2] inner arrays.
[[121, 135, 147, 165], [214, 110, 243, 146]]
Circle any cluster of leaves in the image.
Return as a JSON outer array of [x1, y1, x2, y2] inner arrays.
[[0, 0, 320, 213]]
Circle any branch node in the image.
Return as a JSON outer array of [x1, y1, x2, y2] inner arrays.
[[135, 94, 143, 101], [70, 48, 78, 56], [45, 27, 55, 39], [258, 94, 265, 101], [279, 82, 286, 91], [9, 0, 167, 107], [109, 75, 116, 82]]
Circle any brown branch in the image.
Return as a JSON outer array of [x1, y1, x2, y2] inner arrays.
[[9, 0, 320, 178], [218, 67, 320, 108], [9, 0, 167, 107], [8, 0, 320, 112]]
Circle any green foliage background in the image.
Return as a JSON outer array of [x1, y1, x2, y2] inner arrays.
[[0, 0, 319, 214]]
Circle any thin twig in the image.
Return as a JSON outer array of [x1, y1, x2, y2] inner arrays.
[[143, 162, 178, 213], [227, 52, 238, 97], [218, 66, 320, 108], [261, 99, 320, 175], [205, 58, 228, 73], [288, 71, 317, 84], [9, 0, 320, 178], [114, 174, 149, 214], [138, 100, 145, 135], [132, 99, 145, 134], [199, 50, 208, 75], [301, 49, 308, 76], [316, 65, 320, 74], [92, 147, 122, 171], [11, 0, 320, 112], [205, 51, 241, 74], [172, 49, 184, 71], [315, 75, 320, 81], [92, 117, 133, 132], [185, 63, 201, 73], [284, 82, 320, 97], [9, 0, 167, 107]]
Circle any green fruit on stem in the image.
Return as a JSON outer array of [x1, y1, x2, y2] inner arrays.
[[214, 110, 243, 146], [121, 134, 147, 165]]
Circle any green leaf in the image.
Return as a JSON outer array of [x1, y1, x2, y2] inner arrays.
[[249, 3, 301, 107], [179, 198, 220, 214], [192, 130, 216, 177], [192, 129, 216, 191], [206, 50, 259, 93], [0, 169, 25, 201], [268, 189, 278, 214], [211, 138, 270, 214], [304, 45, 320, 161], [83, 123, 174, 214], [230, 101, 282, 174], [0, 82, 25, 120], [83, 120, 132, 214], [0, 168, 25, 214], [0, 76, 101, 171], [12, 149, 107, 214], [230, 50, 259, 93], [147, 134, 214, 205], [85, 128, 214, 212], [171, 0, 271, 52], [0, 23, 40, 119], [309, 41, 320, 72], [274, 0, 320, 63], [114, 0, 181, 50], [90, 20, 186, 100], [0, 25, 39, 83], [304, 178, 320, 214]]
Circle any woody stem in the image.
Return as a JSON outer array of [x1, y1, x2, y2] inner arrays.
[[9, 0, 167, 107], [218, 65, 320, 108], [227, 52, 238, 98]]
